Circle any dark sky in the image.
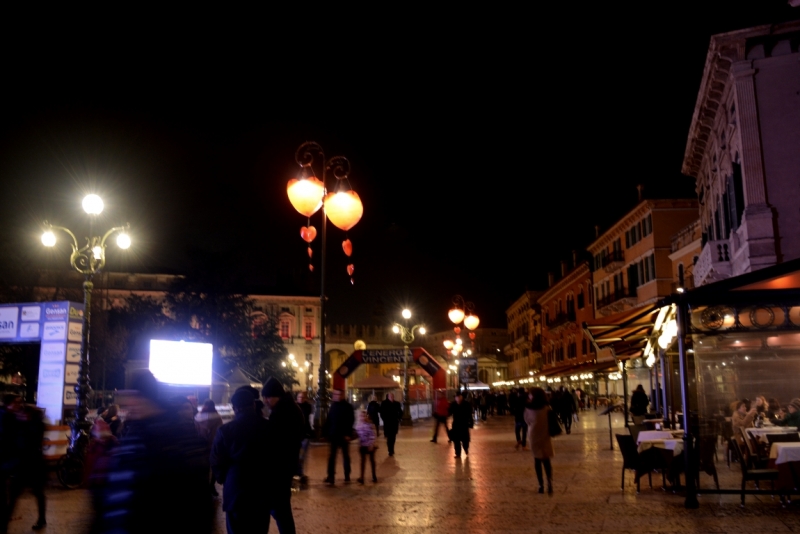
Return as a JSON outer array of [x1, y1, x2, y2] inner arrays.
[[0, 3, 797, 331]]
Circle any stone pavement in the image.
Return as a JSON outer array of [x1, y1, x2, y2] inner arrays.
[[7, 409, 800, 533]]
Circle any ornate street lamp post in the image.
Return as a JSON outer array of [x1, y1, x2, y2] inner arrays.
[[286, 142, 363, 434], [444, 295, 480, 391], [392, 309, 425, 426], [41, 194, 130, 439]]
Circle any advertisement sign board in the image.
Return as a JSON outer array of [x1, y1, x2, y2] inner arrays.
[[459, 358, 478, 384]]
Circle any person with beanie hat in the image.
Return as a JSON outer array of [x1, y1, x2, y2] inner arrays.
[[261, 377, 305, 533], [773, 398, 800, 428]]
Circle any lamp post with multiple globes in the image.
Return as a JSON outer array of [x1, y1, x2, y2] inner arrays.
[[40, 194, 131, 439], [286, 142, 363, 433], [392, 309, 426, 426], [443, 295, 480, 391]]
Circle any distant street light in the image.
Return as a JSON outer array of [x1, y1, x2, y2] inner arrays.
[[41, 194, 130, 439], [447, 295, 480, 391], [392, 309, 425, 426], [286, 141, 363, 434]]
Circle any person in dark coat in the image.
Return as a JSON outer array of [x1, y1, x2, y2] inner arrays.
[[449, 391, 473, 458], [379, 393, 402, 456], [295, 391, 314, 484], [630, 385, 649, 417], [511, 387, 528, 450], [212, 388, 272, 534], [557, 386, 576, 435], [366, 396, 381, 437], [261, 377, 305, 533], [2, 398, 46, 532], [99, 369, 212, 534], [324, 388, 355, 484]]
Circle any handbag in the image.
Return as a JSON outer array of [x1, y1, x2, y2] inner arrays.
[[548, 408, 562, 437]]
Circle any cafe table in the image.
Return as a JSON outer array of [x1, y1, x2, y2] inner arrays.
[[637, 431, 675, 444], [747, 426, 799, 442], [769, 442, 800, 491]]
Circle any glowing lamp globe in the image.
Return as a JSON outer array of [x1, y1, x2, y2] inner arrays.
[[463, 314, 480, 330], [41, 231, 56, 247], [323, 190, 363, 231], [287, 177, 324, 217], [448, 308, 465, 325], [443, 340, 454, 350], [116, 233, 131, 249], [82, 194, 104, 215]]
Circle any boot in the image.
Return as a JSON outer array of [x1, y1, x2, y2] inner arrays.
[[547, 480, 553, 494]]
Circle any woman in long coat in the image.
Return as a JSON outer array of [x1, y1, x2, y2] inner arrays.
[[524, 387, 554, 494]]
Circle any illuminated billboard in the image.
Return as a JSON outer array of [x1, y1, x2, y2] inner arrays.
[[148, 340, 213, 386]]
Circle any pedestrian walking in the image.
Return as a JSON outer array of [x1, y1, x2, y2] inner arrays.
[[2, 398, 47, 532], [295, 391, 314, 485], [525, 387, 555, 494], [479, 392, 488, 421], [100, 369, 213, 533], [449, 391, 473, 459], [195, 399, 224, 496], [379, 393, 402, 456], [557, 386, 576, 435], [431, 391, 450, 443], [511, 387, 528, 450], [366, 395, 381, 437], [356, 411, 378, 484], [324, 388, 355, 484], [261, 377, 305, 534], [211, 388, 272, 534]]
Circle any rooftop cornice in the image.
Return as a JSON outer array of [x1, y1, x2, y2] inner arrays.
[[682, 21, 800, 178], [538, 263, 591, 304]]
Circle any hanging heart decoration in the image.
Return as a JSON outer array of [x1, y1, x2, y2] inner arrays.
[[347, 264, 355, 276], [342, 239, 353, 257], [309, 264, 314, 272], [350, 278, 354, 285], [307, 247, 313, 258], [300, 226, 317, 243], [469, 332, 476, 340], [453, 326, 461, 335]]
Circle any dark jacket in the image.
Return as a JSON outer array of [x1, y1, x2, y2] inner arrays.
[[379, 399, 402, 436], [298, 400, 313, 438], [325, 399, 355, 441], [211, 410, 273, 512], [630, 390, 649, 416], [449, 400, 473, 442], [267, 394, 306, 483], [101, 409, 212, 533]]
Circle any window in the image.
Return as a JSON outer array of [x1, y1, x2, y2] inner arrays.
[[305, 307, 313, 313], [577, 288, 585, 309], [304, 321, 313, 339], [582, 338, 588, 355], [306, 353, 313, 361], [280, 321, 290, 339]]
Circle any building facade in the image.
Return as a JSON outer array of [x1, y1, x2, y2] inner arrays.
[[503, 291, 543, 381], [682, 21, 800, 286]]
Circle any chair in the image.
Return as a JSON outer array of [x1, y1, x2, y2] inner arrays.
[[617, 434, 643, 493], [739, 427, 769, 469], [632, 415, 646, 425], [695, 435, 720, 490], [766, 433, 800, 445], [730, 438, 779, 507], [628, 424, 645, 443]]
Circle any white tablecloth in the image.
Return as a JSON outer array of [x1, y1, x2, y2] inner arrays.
[[747, 427, 799, 440], [769, 442, 800, 465], [637, 430, 674, 444], [638, 439, 684, 456]]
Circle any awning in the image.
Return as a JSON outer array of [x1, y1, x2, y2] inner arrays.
[[583, 304, 663, 360], [538, 359, 619, 379]]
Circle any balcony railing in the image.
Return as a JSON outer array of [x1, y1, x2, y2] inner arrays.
[[548, 311, 577, 330], [694, 239, 732, 287], [602, 250, 625, 272]]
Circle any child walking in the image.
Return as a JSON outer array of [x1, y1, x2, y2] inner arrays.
[[356, 411, 378, 484]]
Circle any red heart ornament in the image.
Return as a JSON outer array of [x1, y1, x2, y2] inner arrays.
[[300, 226, 317, 243], [347, 264, 355, 276], [342, 239, 353, 257], [307, 247, 313, 258]]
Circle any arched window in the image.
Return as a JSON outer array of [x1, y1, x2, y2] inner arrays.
[[577, 286, 585, 309]]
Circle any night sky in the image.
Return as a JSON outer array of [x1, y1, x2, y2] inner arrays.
[[0, 3, 797, 331]]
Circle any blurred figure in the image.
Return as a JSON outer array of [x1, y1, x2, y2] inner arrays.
[[98, 369, 212, 533], [366, 395, 381, 437], [630, 385, 649, 417], [773, 398, 800, 427], [449, 391, 473, 459], [512, 387, 528, 451], [431, 391, 450, 444], [525, 387, 555, 494], [2, 396, 46, 532], [212, 388, 272, 534], [295, 391, 313, 485], [195, 399, 224, 496], [379, 393, 402, 456], [102, 404, 123, 438], [355, 411, 377, 484], [324, 388, 355, 485], [261, 378, 305, 534]]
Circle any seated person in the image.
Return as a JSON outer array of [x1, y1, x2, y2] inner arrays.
[[754, 395, 768, 416], [731, 400, 757, 441], [767, 398, 783, 421], [771, 398, 800, 427]]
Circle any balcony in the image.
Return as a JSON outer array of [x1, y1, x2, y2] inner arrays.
[[694, 239, 732, 287], [602, 250, 625, 273], [548, 311, 576, 334], [596, 289, 637, 316]]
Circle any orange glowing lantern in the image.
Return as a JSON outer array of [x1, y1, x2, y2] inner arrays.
[[287, 176, 324, 217], [324, 190, 363, 231], [463, 314, 480, 330], [448, 307, 465, 325], [443, 340, 454, 350]]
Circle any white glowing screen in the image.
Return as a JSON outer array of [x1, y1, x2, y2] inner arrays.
[[149, 339, 213, 386]]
